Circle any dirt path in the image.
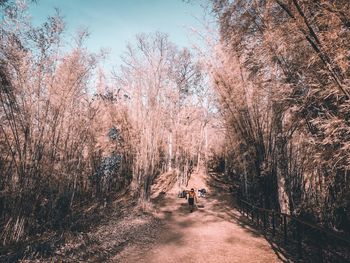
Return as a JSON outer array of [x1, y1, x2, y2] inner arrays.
[[113, 172, 287, 263]]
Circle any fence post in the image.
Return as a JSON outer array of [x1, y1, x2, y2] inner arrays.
[[283, 214, 287, 245], [272, 212, 276, 237], [297, 221, 302, 259], [318, 233, 323, 263]]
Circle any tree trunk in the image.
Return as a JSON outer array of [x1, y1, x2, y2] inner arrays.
[[274, 103, 290, 214]]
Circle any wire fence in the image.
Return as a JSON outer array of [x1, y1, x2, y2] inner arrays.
[[238, 199, 350, 263]]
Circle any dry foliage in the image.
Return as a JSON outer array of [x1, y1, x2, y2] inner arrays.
[[210, 0, 350, 234]]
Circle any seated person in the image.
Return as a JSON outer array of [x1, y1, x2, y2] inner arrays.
[[198, 188, 206, 197]]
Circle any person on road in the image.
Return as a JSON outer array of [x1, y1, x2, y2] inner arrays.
[[187, 188, 198, 212]]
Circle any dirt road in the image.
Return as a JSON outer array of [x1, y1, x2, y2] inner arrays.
[[114, 190, 286, 263]]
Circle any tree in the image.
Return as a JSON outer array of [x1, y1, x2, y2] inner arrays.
[[0, 3, 125, 244], [211, 0, 350, 232], [114, 32, 208, 202]]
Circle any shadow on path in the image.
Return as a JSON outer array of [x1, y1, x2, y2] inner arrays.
[[205, 171, 296, 263], [116, 171, 288, 263]]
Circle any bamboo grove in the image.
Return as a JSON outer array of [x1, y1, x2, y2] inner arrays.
[[210, 0, 349, 235], [1, 0, 349, 249], [0, 3, 212, 245]]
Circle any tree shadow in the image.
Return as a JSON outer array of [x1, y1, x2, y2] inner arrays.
[[205, 171, 296, 263]]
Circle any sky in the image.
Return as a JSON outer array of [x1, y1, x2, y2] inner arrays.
[[28, 0, 208, 72]]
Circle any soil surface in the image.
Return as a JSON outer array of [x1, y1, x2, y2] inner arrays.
[[112, 171, 287, 263], [18, 171, 288, 263]]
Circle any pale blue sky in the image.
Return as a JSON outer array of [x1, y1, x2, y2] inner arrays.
[[29, 0, 206, 71]]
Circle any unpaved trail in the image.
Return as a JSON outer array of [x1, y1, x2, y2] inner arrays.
[[113, 172, 286, 263]]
